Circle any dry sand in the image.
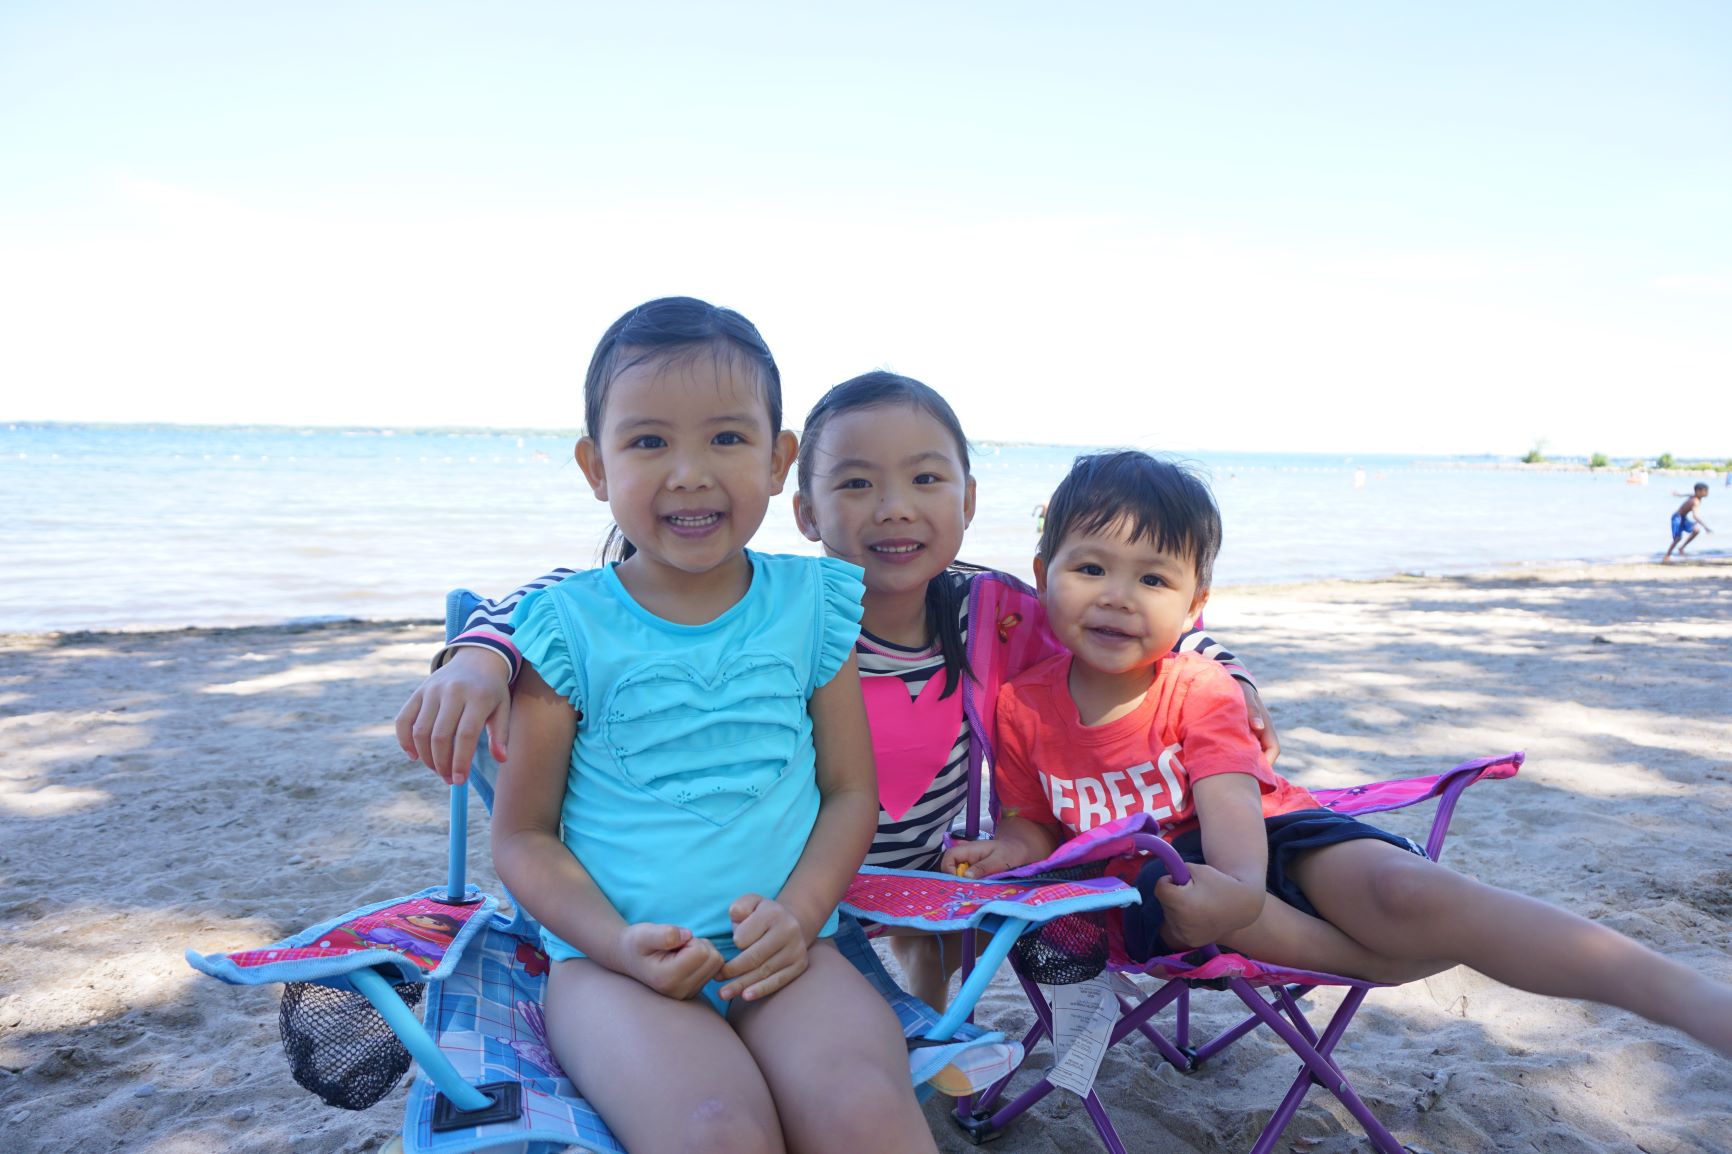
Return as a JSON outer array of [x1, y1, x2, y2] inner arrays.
[[2, 560, 1728, 1153]]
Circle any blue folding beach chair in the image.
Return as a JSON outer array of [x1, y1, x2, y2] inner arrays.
[[187, 589, 1140, 1154]]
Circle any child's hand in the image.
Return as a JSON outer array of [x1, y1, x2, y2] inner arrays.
[[717, 894, 809, 1003], [617, 922, 726, 1001], [1152, 863, 1265, 950], [395, 648, 513, 784], [940, 838, 1025, 879], [1238, 682, 1281, 765]]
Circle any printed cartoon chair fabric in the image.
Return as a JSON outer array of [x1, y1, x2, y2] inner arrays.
[[186, 587, 1138, 1154], [949, 570, 1525, 1154]]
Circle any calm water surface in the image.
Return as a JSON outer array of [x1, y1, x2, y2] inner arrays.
[[3, 424, 1721, 633]]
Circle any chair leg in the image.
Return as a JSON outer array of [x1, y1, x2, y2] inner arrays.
[[1228, 983, 1408, 1154], [1082, 1089, 1132, 1154], [1110, 979, 1194, 1070], [1192, 983, 1318, 1065], [970, 971, 1198, 1147]]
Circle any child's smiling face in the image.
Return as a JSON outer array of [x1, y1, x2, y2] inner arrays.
[[794, 402, 975, 602], [1036, 516, 1208, 682], [578, 350, 795, 582]]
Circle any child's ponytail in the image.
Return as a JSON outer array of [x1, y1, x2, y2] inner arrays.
[[925, 561, 983, 698]]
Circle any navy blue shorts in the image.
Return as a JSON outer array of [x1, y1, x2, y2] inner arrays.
[[1121, 808, 1427, 963]]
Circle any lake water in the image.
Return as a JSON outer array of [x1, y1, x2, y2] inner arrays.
[[3, 423, 1722, 633]]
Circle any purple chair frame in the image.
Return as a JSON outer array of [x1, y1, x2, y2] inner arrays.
[[959, 752, 1524, 1154]]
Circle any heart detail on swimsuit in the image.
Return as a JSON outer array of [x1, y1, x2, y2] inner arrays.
[[601, 653, 803, 826], [862, 674, 965, 821]]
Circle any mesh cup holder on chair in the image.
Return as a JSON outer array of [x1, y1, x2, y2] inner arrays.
[[279, 980, 425, 1110], [1008, 864, 1112, 986]]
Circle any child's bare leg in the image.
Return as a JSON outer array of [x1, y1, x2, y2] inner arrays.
[[1213, 894, 1448, 986], [543, 958, 785, 1153], [888, 928, 962, 1009], [1291, 840, 1732, 1055], [734, 940, 938, 1154]]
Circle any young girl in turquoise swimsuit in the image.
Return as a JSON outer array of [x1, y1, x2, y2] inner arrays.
[[491, 297, 935, 1153], [401, 372, 1280, 1009]]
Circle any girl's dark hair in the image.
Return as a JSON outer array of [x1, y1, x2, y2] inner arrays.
[[584, 297, 783, 562], [1036, 451, 1222, 589], [796, 371, 975, 697]]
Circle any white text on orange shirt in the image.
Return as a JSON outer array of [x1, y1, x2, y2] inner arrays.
[[1037, 745, 1187, 833]]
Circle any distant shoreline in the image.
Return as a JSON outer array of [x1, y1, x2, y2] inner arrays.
[[1435, 461, 1729, 476], [6, 420, 1726, 470]]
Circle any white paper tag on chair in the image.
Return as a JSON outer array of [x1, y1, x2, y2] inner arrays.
[[1109, 971, 1144, 1000], [1043, 975, 1119, 1098]]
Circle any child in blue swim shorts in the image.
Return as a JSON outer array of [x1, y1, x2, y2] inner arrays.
[[1664, 483, 1711, 562]]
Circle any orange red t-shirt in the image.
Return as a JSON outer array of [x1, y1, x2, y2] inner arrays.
[[993, 651, 1318, 849]]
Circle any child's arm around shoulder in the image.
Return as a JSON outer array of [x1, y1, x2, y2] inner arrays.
[[396, 568, 579, 784], [1177, 624, 1282, 764], [437, 568, 581, 675]]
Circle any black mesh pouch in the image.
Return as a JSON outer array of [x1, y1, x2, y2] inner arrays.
[[279, 979, 424, 1110], [1008, 864, 1113, 985]]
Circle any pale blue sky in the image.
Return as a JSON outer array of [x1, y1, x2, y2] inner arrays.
[[3, 2, 1728, 456]]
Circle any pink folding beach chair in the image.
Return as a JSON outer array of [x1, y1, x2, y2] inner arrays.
[[944, 571, 1524, 1154]]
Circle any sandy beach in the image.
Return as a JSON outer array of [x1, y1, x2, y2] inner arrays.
[[2, 559, 1728, 1154]]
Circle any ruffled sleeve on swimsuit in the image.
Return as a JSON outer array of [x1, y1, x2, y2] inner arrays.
[[507, 585, 584, 714], [812, 556, 866, 689]]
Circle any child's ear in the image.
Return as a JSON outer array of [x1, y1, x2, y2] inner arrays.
[[792, 490, 823, 543], [1186, 586, 1211, 628], [575, 438, 607, 501], [1032, 555, 1048, 593], [963, 474, 978, 528], [768, 431, 799, 496]]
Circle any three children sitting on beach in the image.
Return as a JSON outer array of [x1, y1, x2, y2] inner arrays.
[[396, 296, 1731, 1150]]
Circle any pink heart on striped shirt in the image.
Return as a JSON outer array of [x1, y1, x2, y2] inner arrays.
[[862, 674, 965, 821]]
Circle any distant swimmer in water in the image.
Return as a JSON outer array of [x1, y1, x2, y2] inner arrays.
[[1662, 483, 1711, 563]]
